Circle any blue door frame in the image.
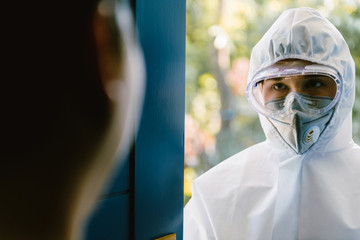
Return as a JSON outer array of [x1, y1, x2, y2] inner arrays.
[[84, 0, 185, 239]]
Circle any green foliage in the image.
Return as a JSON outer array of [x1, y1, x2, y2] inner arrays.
[[329, 4, 360, 143]]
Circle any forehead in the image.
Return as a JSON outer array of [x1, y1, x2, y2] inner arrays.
[[264, 74, 333, 84], [265, 75, 307, 82], [262, 59, 333, 83]]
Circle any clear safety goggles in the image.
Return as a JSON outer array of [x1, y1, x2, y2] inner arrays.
[[246, 63, 342, 118]]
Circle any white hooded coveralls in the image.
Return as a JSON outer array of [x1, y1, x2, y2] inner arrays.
[[184, 7, 360, 240]]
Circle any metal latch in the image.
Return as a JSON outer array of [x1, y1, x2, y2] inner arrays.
[[154, 233, 176, 240]]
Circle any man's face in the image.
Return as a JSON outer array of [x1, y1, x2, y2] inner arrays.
[[261, 74, 337, 103], [259, 60, 337, 103]]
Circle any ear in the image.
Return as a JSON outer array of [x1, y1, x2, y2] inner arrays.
[[92, 1, 145, 104], [93, 2, 124, 92], [91, 0, 145, 155]]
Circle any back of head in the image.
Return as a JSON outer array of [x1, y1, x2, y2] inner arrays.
[[2, 1, 144, 239]]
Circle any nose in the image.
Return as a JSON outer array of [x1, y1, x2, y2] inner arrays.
[[284, 92, 307, 112]]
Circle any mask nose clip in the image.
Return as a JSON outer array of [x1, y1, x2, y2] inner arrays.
[[284, 92, 315, 113], [284, 92, 300, 112], [287, 94, 295, 104]]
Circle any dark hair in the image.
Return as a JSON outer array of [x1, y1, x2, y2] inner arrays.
[[3, 0, 110, 161]]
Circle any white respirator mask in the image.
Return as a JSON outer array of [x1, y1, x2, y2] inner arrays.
[[247, 60, 342, 154]]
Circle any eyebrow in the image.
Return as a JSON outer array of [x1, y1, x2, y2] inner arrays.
[[264, 77, 282, 82], [264, 75, 325, 82]]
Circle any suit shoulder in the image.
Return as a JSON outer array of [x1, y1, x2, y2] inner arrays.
[[193, 141, 270, 188]]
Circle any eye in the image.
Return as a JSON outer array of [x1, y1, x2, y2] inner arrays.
[[272, 83, 288, 91], [305, 79, 324, 88]]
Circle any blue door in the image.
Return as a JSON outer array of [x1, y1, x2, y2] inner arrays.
[[84, 0, 185, 239]]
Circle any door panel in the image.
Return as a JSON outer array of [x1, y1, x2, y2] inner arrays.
[[84, 194, 130, 240], [134, 0, 185, 239]]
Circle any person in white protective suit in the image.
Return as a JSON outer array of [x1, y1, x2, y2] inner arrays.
[[184, 7, 360, 240]]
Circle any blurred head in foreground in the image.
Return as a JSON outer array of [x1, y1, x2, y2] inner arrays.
[[2, 0, 144, 239]]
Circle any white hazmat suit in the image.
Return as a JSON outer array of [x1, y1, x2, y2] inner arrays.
[[184, 7, 360, 240]]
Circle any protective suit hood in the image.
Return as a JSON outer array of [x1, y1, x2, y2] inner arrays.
[[247, 7, 355, 155], [184, 8, 360, 240]]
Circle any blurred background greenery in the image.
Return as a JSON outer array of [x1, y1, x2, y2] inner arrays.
[[184, 0, 360, 204]]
